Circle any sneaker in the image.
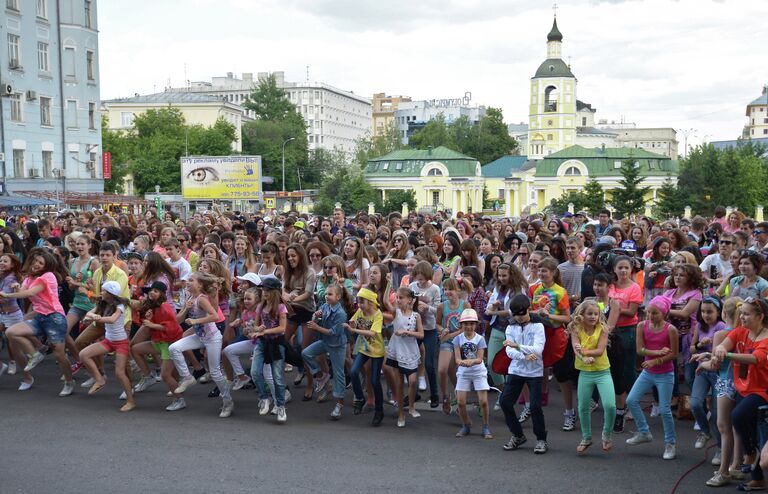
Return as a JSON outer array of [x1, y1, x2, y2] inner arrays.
[[133, 376, 156, 393], [165, 398, 186, 411], [166, 391, 173, 397], [192, 368, 206, 380], [626, 432, 653, 445], [219, 399, 234, 418], [562, 412, 577, 431], [285, 389, 293, 403], [695, 432, 711, 449], [284, 364, 293, 372], [18, 378, 34, 391], [232, 377, 250, 391], [8, 361, 17, 375], [258, 399, 271, 416], [24, 351, 45, 372], [711, 448, 722, 466], [70, 361, 83, 375], [153, 368, 161, 381], [418, 375, 427, 391], [694, 421, 701, 431], [0, 362, 8, 378], [119, 391, 127, 400], [81, 376, 96, 388], [353, 399, 365, 415], [455, 425, 471, 437], [482, 425, 494, 439], [429, 395, 440, 409], [519, 405, 531, 423], [59, 380, 75, 397], [276, 406, 287, 423], [590, 400, 600, 413], [706, 472, 730, 487], [314, 373, 330, 393], [372, 410, 384, 427], [174, 376, 196, 394], [397, 417, 406, 428], [503, 434, 527, 450], [409, 409, 421, 419], [317, 387, 330, 403], [270, 404, 278, 415], [533, 440, 548, 454], [650, 403, 660, 417], [330, 403, 343, 420], [129, 360, 141, 374], [663, 443, 676, 460], [198, 372, 211, 384], [613, 410, 626, 433], [208, 386, 220, 398]]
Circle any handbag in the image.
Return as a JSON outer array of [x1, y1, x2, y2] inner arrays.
[[492, 348, 512, 375], [542, 326, 568, 367]]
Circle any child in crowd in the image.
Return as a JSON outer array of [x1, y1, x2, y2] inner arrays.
[[453, 308, 492, 439]]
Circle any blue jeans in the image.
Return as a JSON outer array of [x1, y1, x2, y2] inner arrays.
[[302, 341, 346, 400], [251, 340, 286, 407], [350, 353, 383, 412], [691, 370, 719, 444], [733, 393, 768, 482], [422, 330, 439, 398], [500, 375, 546, 441], [627, 370, 676, 444]]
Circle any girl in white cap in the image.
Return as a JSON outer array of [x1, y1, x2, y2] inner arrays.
[[453, 308, 492, 439], [80, 280, 135, 412]]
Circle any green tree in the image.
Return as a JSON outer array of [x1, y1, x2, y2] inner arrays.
[[354, 123, 403, 169], [408, 115, 457, 150], [462, 107, 519, 164], [314, 165, 380, 216], [383, 189, 417, 213], [581, 176, 605, 216], [612, 159, 650, 218], [243, 74, 295, 120], [654, 176, 686, 219], [547, 190, 587, 216]]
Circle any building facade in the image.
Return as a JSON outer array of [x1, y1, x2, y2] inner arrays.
[[364, 146, 484, 215], [372, 92, 411, 136], [394, 98, 486, 145], [170, 72, 372, 155], [747, 86, 768, 138], [1, 0, 103, 194]]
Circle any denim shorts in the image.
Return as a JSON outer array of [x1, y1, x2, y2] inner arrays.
[[0, 309, 24, 328], [440, 341, 455, 352], [67, 306, 89, 320], [27, 312, 68, 344]]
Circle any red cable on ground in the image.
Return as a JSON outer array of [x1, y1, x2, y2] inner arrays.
[[669, 443, 716, 494]]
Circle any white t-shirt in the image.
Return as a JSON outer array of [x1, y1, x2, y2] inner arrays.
[[452, 332, 488, 379], [167, 257, 192, 308], [104, 304, 127, 341], [700, 253, 733, 280]]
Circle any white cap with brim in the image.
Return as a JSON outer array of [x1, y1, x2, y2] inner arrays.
[[236, 273, 262, 286]]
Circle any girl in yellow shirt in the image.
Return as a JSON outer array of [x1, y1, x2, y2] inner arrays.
[[569, 300, 616, 454]]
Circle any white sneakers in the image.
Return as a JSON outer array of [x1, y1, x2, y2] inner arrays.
[[276, 406, 287, 423], [174, 376, 196, 394], [219, 399, 234, 418], [258, 399, 271, 416], [166, 398, 186, 411], [59, 381, 75, 397]]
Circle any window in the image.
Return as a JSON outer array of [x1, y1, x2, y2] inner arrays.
[[66, 100, 77, 128], [395, 162, 403, 171], [84, 0, 93, 28], [13, 150, 24, 177], [382, 162, 389, 170], [89, 151, 97, 170], [582, 117, 587, 126], [614, 160, 622, 169], [10, 93, 22, 122], [547, 134, 553, 141], [88, 102, 96, 129], [764, 129, 768, 135], [37, 0, 47, 18], [40, 96, 51, 126], [6, 0, 18, 10], [564, 166, 581, 176], [764, 118, 768, 124], [8, 34, 21, 69], [42, 150, 52, 178], [63, 47, 76, 79], [86, 51, 95, 80], [427, 168, 443, 176], [120, 112, 133, 127], [37, 42, 49, 72], [544, 85, 558, 112], [432, 190, 440, 206]]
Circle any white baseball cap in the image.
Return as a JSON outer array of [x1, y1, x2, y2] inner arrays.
[[101, 281, 122, 297], [236, 273, 262, 286]]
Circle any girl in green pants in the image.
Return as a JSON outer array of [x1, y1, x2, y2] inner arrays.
[[570, 300, 616, 453]]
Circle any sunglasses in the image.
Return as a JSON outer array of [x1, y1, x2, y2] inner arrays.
[[754, 230, 765, 236], [719, 240, 733, 245], [309, 253, 322, 258], [324, 265, 336, 270]]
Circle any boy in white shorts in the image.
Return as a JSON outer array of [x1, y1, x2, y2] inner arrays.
[[453, 308, 492, 439]]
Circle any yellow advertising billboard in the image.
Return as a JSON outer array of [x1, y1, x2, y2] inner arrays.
[[181, 156, 262, 200]]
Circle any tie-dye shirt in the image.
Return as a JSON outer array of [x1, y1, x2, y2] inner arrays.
[[528, 282, 570, 330]]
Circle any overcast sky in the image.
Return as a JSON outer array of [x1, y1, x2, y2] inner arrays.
[[99, 0, 768, 146]]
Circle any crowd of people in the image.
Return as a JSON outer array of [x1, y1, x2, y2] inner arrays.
[[1, 204, 768, 489]]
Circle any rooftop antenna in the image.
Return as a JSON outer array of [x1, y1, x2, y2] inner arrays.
[[306, 65, 310, 82]]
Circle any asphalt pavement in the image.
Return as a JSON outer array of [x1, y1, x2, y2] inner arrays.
[[1, 358, 717, 494]]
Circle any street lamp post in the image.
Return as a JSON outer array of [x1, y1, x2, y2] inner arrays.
[[281, 137, 295, 192]]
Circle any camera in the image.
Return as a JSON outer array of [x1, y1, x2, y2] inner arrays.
[[704, 228, 719, 241]]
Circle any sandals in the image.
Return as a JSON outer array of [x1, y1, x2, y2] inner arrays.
[[88, 380, 106, 395], [737, 483, 766, 492], [602, 432, 613, 452], [293, 372, 305, 386], [442, 396, 451, 415], [577, 439, 592, 454]]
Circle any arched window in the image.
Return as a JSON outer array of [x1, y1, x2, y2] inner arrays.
[[564, 166, 581, 176], [544, 86, 558, 112], [427, 168, 443, 176]]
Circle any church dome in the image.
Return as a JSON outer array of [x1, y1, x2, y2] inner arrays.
[[547, 18, 563, 42], [533, 58, 574, 79]]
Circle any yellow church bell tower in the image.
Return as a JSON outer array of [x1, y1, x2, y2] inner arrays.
[[528, 16, 577, 159]]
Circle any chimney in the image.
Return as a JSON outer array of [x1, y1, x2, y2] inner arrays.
[[243, 73, 253, 82], [226, 72, 233, 78]]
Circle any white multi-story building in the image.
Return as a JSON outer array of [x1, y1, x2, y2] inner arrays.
[[170, 72, 372, 154], [394, 97, 486, 145]]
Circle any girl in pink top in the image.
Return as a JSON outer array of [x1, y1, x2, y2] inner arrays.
[[2, 250, 72, 396]]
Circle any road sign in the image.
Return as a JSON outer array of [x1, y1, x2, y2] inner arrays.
[[265, 197, 275, 209]]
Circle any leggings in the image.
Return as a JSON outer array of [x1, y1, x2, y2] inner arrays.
[[169, 333, 231, 401], [578, 369, 616, 441], [616, 325, 637, 392]]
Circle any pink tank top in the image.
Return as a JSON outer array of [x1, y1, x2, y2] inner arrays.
[[643, 320, 674, 374]]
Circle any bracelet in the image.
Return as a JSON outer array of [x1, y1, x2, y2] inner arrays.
[[726, 352, 734, 359]]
